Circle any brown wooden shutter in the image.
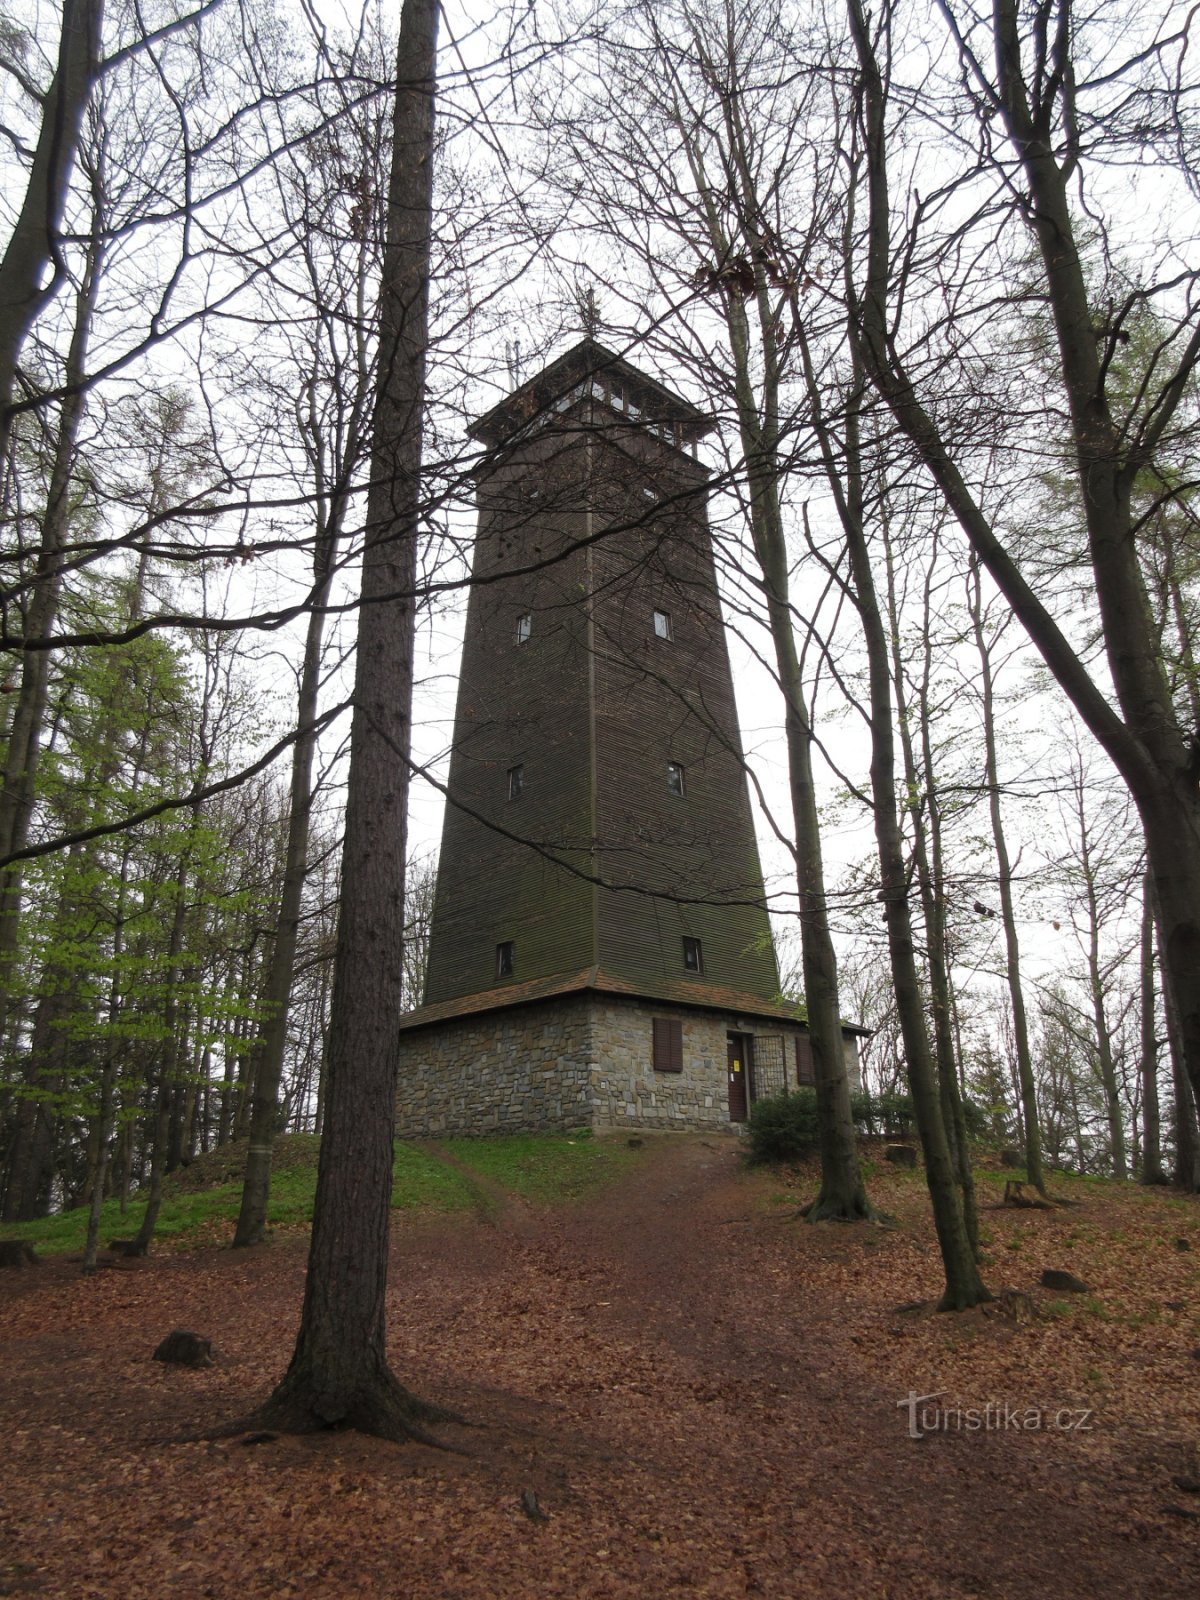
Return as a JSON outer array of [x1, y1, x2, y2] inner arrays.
[[795, 1034, 815, 1086], [653, 1018, 683, 1073]]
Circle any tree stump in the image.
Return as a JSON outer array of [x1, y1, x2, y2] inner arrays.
[[994, 1288, 1039, 1323], [1000, 1148, 1023, 1168], [0, 1240, 38, 1269], [884, 1145, 917, 1168], [152, 1330, 214, 1368]]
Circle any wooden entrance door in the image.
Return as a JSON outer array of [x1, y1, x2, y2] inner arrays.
[[727, 1035, 748, 1122]]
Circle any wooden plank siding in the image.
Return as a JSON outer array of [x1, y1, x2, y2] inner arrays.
[[421, 341, 782, 1014], [422, 430, 596, 1003]]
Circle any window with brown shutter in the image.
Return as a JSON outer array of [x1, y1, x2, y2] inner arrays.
[[795, 1034, 815, 1086], [652, 1017, 683, 1073]]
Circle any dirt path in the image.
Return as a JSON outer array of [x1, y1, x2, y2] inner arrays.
[[0, 1135, 1196, 1598]]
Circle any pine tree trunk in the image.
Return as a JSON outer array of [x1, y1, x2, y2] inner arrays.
[[252, 0, 453, 1441]]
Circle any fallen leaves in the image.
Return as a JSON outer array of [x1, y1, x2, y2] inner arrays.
[[0, 1139, 1196, 1598]]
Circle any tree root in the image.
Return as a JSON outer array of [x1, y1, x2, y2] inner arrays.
[[998, 1180, 1074, 1210], [196, 1368, 468, 1450], [1002, 1179, 1055, 1210], [801, 1191, 880, 1224], [936, 1283, 994, 1312]]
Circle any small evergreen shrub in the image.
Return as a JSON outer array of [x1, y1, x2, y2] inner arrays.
[[960, 1097, 989, 1138], [746, 1089, 821, 1163], [851, 1090, 916, 1138], [749, 1089, 993, 1165]]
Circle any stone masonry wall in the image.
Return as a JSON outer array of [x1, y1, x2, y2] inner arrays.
[[395, 995, 593, 1137], [587, 998, 730, 1130], [395, 992, 861, 1138]]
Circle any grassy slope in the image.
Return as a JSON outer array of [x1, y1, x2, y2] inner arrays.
[[2, 1130, 646, 1257]]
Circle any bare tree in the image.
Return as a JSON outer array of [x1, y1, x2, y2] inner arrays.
[[965, 556, 1047, 1192], [233, 17, 387, 1250], [546, 0, 873, 1221], [846, 0, 1200, 1128]]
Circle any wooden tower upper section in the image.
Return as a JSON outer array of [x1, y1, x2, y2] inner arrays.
[[420, 339, 782, 1014]]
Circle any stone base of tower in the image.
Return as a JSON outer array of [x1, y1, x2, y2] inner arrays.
[[394, 987, 861, 1139]]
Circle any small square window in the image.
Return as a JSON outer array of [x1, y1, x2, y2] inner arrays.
[[515, 613, 532, 645], [495, 940, 514, 979], [682, 936, 703, 974], [667, 761, 685, 797], [653, 609, 672, 640], [507, 763, 524, 800]]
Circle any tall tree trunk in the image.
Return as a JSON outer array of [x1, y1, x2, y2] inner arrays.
[[884, 533, 979, 1253], [966, 559, 1047, 1192], [797, 325, 987, 1308], [0, 0, 102, 462], [234, 528, 345, 1245], [2, 984, 72, 1221], [1069, 773, 1128, 1179], [674, 88, 870, 1222], [131, 1062, 171, 1256], [83, 831, 135, 1268], [252, 0, 452, 1440], [1139, 870, 1165, 1184], [853, 518, 987, 1305], [0, 837, 89, 1221], [82, 1056, 115, 1271], [1159, 912, 1200, 1191], [131, 857, 193, 1255], [0, 220, 104, 1046]]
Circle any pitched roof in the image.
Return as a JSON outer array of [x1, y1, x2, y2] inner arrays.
[[468, 337, 714, 448], [398, 965, 870, 1036]]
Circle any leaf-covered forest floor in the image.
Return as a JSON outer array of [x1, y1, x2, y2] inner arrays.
[[1, 1135, 1197, 1599]]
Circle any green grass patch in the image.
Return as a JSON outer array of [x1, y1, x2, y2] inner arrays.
[[439, 1129, 644, 1203], [4, 1181, 262, 1257], [391, 1144, 477, 1212], [5, 1137, 478, 1258], [2, 1131, 645, 1257]]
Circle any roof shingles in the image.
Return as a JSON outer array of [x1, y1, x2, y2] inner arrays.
[[396, 965, 845, 1035]]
